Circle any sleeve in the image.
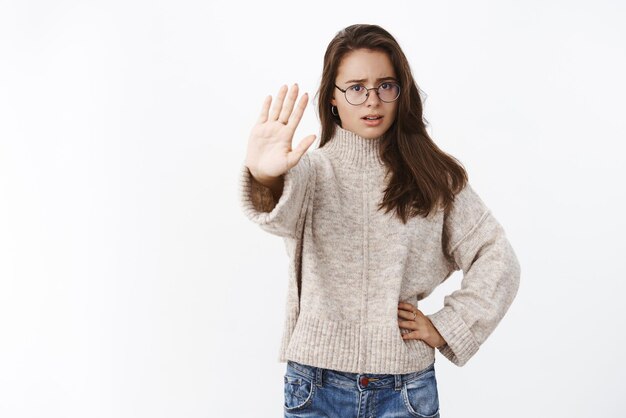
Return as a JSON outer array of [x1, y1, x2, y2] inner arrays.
[[238, 153, 313, 239], [426, 182, 521, 367]]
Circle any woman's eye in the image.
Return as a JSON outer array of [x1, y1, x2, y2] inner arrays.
[[350, 85, 363, 92], [380, 83, 390, 89]]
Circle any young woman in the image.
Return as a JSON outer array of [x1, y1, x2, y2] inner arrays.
[[240, 24, 521, 418]]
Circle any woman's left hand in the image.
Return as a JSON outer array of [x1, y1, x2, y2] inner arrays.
[[397, 302, 447, 349]]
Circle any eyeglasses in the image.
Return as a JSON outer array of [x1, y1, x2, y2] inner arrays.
[[334, 81, 401, 105]]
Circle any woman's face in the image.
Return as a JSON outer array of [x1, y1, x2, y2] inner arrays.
[[331, 49, 399, 139]]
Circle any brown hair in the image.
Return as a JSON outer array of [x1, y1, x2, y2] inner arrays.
[[314, 24, 468, 223]]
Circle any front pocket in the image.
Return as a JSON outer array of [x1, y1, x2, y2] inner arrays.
[[401, 369, 440, 418], [284, 373, 314, 411]]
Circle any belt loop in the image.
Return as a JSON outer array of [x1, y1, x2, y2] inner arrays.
[[315, 366, 323, 388], [394, 374, 402, 391]]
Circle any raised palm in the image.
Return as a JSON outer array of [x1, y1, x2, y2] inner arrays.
[[245, 83, 317, 185]]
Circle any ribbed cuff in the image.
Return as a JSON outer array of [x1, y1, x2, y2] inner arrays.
[[427, 306, 480, 367], [239, 158, 311, 239], [239, 163, 292, 223], [240, 163, 277, 211]]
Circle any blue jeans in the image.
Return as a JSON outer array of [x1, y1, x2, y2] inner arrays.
[[284, 360, 440, 418]]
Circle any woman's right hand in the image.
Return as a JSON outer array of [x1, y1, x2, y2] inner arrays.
[[244, 83, 317, 188]]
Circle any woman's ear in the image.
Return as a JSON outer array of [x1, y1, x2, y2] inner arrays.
[[330, 97, 337, 106]]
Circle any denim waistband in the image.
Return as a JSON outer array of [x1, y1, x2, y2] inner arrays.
[[286, 360, 436, 391]]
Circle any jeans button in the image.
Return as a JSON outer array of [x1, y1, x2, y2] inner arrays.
[[360, 376, 369, 386]]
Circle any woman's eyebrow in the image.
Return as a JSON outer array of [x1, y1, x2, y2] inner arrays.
[[344, 76, 398, 84]]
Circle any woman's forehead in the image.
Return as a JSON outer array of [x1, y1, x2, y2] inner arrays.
[[336, 50, 395, 83]]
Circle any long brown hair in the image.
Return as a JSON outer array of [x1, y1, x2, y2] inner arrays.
[[314, 24, 468, 224]]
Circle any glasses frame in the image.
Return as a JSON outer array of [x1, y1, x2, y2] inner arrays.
[[334, 81, 401, 105]]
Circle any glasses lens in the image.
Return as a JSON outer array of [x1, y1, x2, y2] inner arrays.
[[378, 82, 400, 102], [346, 84, 367, 105]]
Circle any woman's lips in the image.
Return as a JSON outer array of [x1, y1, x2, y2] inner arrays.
[[362, 116, 384, 126]]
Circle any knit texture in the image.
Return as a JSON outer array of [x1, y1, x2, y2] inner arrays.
[[239, 124, 521, 374]]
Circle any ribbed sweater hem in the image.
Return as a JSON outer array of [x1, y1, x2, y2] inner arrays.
[[276, 309, 437, 375]]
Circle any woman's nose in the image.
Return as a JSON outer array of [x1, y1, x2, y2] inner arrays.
[[364, 89, 381, 105]]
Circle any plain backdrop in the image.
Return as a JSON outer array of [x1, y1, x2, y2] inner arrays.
[[1, 0, 625, 417]]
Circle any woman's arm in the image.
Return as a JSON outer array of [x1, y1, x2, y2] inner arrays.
[[427, 183, 521, 367], [239, 83, 317, 238]]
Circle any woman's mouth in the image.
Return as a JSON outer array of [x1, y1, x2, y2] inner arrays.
[[362, 115, 383, 126]]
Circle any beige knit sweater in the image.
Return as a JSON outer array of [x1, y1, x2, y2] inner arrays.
[[239, 124, 521, 374]]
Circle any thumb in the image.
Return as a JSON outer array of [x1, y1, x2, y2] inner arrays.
[[287, 134, 317, 169]]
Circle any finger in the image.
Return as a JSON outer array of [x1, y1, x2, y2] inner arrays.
[[268, 84, 288, 121], [286, 92, 309, 129], [397, 303, 415, 315], [278, 83, 299, 124], [398, 310, 423, 323], [398, 303, 421, 316], [398, 320, 418, 330], [401, 330, 420, 340], [287, 134, 316, 169], [397, 310, 412, 320], [257, 95, 272, 124], [397, 302, 414, 311]]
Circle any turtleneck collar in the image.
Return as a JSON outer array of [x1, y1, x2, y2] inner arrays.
[[321, 124, 385, 170]]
